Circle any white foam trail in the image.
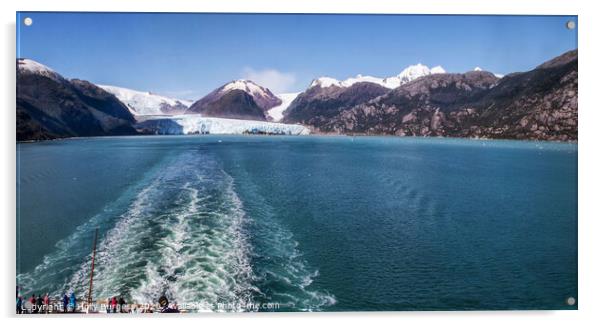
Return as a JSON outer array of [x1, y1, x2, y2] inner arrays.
[[19, 149, 335, 312], [65, 153, 257, 311]]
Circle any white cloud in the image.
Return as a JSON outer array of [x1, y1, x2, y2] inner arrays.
[[242, 67, 296, 94]]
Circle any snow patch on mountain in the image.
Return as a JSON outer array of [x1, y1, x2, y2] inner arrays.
[[267, 93, 300, 122], [138, 114, 310, 135], [430, 66, 446, 74], [17, 58, 64, 82], [308, 64, 447, 90], [473, 67, 504, 78], [99, 85, 193, 116], [309, 77, 343, 88], [222, 79, 270, 97], [397, 64, 432, 84], [341, 75, 386, 87]]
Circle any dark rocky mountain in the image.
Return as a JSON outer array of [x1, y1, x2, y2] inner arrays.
[[189, 89, 267, 121], [17, 59, 138, 141], [282, 82, 390, 125], [309, 50, 577, 141], [187, 80, 281, 119]]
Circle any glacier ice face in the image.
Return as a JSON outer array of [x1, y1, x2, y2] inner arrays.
[[137, 114, 310, 135]]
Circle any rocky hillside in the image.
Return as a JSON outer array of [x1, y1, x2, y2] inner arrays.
[[17, 59, 138, 141], [282, 82, 390, 126], [309, 50, 577, 141]]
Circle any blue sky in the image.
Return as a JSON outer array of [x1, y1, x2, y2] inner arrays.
[[17, 13, 577, 100]]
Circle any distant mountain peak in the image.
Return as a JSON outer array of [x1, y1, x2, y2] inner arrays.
[[221, 79, 270, 97], [397, 63, 431, 82], [397, 63, 446, 84], [308, 63, 447, 91], [186, 79, 282, 118], [214, 79, 281, 111]]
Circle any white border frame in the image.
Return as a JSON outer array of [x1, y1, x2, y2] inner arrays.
[[2, 1, 600, 325]]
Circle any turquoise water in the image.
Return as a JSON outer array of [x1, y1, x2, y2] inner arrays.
[[16, 136, 577, 311]]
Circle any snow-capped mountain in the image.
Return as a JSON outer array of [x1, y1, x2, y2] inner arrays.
[[286, 63, 449, 124], [267, 93, 300, 122], [99, 85, 193, 116], [187, 79, 282, 121], [222, 80, 273, 100], [288, 50, 577, 141], [188, 79, 281, 114], [396, 63, 445, 84], [308, 63, 446, 90], [17, 58, 137, 141], [17, 58, 65, 83]]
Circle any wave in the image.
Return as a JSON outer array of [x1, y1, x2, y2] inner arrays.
[[221, 160, 336, 311]]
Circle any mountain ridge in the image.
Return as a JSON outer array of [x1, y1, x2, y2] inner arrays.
[[311, 50, 577, 141], [16, 50, 578, 141]]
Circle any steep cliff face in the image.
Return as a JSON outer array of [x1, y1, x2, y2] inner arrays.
[[17, 59, 137, 141], [316, 50, 577, 141]]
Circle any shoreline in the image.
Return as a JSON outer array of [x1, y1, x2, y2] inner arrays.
[[16, 132, 578, 145]]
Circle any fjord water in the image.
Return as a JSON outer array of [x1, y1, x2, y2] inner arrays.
[[17, 136, 577, 311]]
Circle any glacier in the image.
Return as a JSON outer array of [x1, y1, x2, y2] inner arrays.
[[136, 114, 310, 135], [99, 85, 193, 116], [267, 92, 300, 122]]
